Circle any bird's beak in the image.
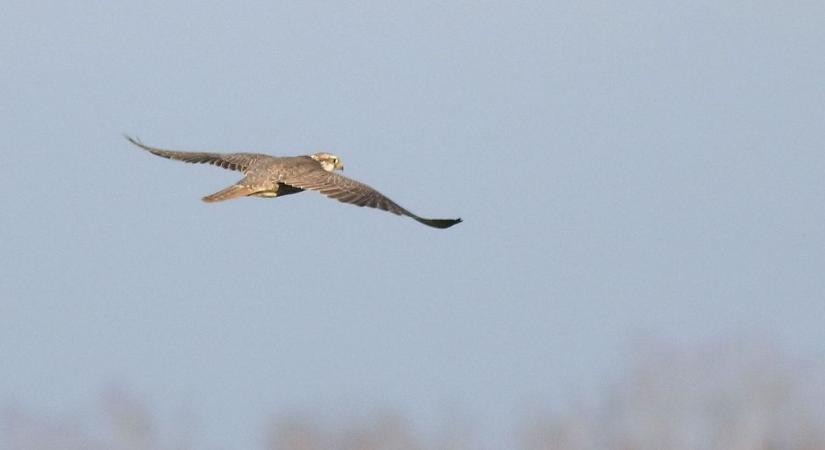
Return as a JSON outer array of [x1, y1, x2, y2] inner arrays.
[[337, 163, 344, 171]]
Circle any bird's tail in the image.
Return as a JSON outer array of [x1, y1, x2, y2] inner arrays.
[[202, 184, 255, 203]]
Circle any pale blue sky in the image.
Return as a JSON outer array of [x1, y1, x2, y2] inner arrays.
[[2, 1, 825, 448]]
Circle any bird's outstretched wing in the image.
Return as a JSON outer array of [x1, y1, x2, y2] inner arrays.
[[280, 166, 462, 229], [125, 135, 266, 173]]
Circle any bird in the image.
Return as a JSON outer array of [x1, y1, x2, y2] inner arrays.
[[125, 135, 462, 229]]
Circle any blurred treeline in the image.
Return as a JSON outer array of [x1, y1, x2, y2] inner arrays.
[[4, 338, 824, 450]]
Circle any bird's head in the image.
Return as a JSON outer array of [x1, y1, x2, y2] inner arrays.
[[310, 152, 344, 172]]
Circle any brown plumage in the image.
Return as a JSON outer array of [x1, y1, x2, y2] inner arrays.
[[126, 135, 462, 229]]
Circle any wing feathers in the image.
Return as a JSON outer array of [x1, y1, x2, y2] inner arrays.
[[125, 135, 263, 173], [281, 170, 461, 228]]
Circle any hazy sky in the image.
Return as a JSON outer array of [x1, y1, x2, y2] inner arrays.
[[2, 1, 825, 448]]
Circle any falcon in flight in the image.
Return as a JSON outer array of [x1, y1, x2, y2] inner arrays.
[[126, 136, 462, 229]]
